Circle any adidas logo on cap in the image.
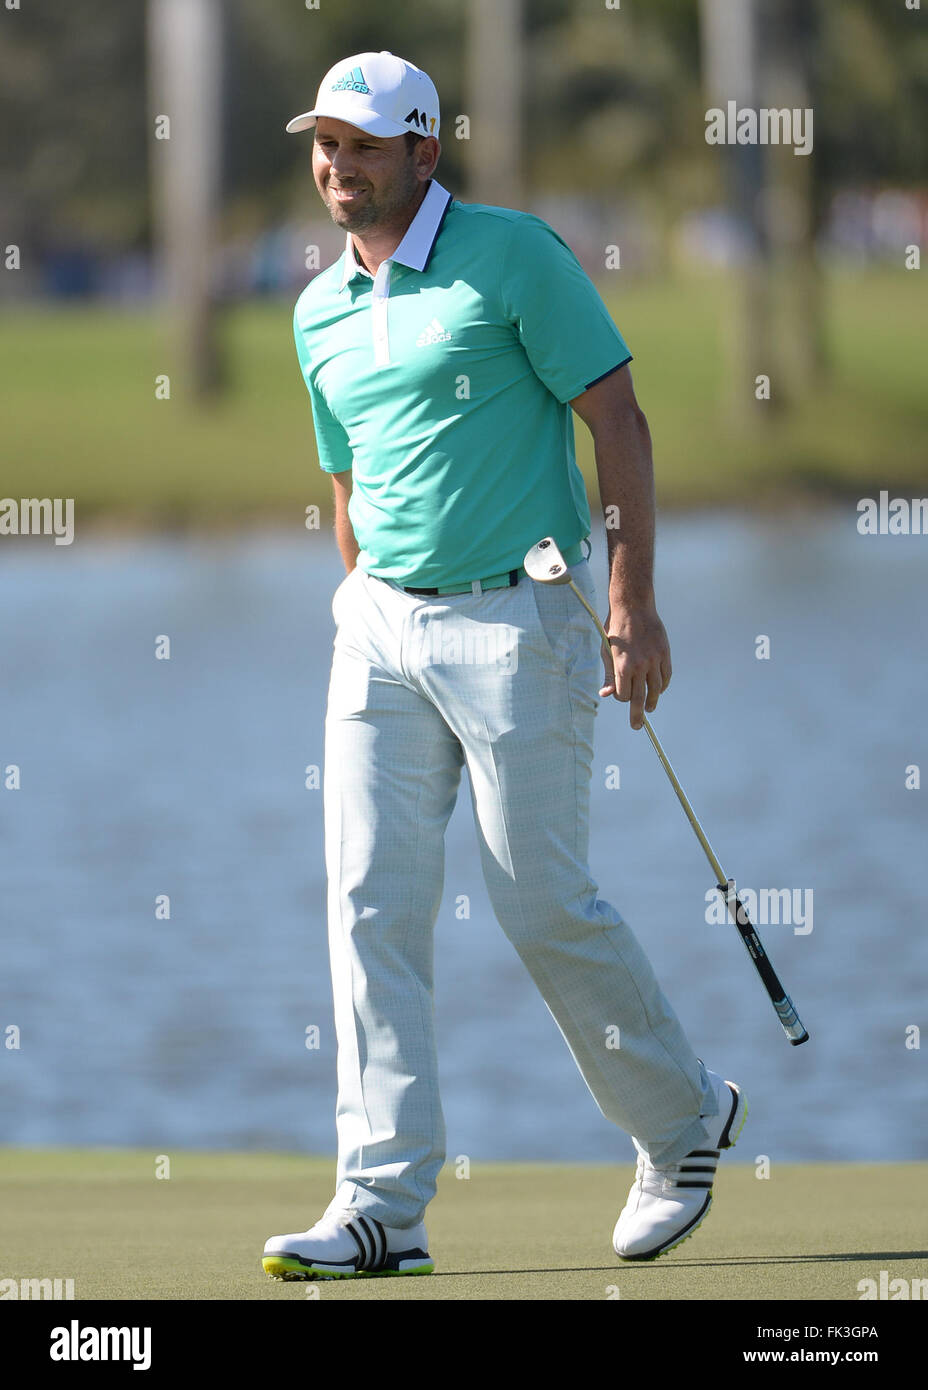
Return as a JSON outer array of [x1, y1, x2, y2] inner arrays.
[[331, 66, 372, 95]]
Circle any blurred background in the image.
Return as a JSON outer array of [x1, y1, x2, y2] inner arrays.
[[1, 1, 926, 1168]]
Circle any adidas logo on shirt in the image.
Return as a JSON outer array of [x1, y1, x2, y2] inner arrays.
[[416, 318, 452, 347]]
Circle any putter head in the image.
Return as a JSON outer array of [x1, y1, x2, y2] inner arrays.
[[523, 537, 572, 585]]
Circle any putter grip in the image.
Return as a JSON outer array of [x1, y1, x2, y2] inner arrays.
[[720, 884, 810, 1046]]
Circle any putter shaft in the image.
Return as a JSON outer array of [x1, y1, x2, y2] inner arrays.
[[568, 578, 809, 1047], [568, 580, 726, 881]]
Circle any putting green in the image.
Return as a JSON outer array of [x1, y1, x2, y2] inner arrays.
[[1, 1149, 925, 1301]]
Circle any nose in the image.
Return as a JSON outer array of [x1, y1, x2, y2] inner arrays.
[[328, 146, 360, 181]]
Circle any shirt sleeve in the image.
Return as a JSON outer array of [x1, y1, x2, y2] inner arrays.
[[499, 214, 632, 404], [293, 304, 354, 474]]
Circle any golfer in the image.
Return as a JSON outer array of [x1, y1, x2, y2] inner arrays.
[[263, 51, 745, 1280]]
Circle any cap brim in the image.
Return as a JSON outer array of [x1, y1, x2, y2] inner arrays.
[[285, 106, 411, 137], [285, 111, 317, 134]]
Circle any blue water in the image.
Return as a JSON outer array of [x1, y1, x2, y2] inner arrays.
[[1, 513, 926, 1164]]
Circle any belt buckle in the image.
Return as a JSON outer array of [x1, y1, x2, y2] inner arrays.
[[476, 568, 521, 594]]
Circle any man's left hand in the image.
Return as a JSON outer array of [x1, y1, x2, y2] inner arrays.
[[599, 603, 672, 730]]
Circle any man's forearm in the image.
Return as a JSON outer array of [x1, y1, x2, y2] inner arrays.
[[568, 367, 670, 727], [592, 402, 658, 616]]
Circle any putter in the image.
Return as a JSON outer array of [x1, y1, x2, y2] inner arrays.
[[523, 536, 809, 1047]]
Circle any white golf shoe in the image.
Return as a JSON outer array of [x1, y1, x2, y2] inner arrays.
[[612, 1070, 747, 1262], [262, 1211, 433, 1280]]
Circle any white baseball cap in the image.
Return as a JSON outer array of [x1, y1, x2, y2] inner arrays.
[[286, 51, 440, 140]]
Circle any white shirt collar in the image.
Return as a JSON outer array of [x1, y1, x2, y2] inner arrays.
[[338, 179, 453, 291]]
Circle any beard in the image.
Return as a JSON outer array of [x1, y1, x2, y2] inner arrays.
[[321, 158, 421, 233]]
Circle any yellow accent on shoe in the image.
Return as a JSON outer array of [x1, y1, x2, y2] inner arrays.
[[357, 1262, 434, 1278], [263, 1256, 355, 1280]]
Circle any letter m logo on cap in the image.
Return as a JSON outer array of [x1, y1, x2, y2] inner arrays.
[[331, 66, 372, 94], [404, 107, 435, 133]]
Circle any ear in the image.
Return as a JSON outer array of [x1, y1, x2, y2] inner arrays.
[[416, 136, 441, 180]]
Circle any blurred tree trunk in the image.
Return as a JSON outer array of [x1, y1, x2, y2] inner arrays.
[[147, 0, 223, 399], [761, 0, 828, 394], [699, 0, 779, 423], [465, 0, 524, 210]]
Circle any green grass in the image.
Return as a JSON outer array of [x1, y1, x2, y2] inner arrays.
[[1, 1149, 926, 1301], [608, 266, 927, 506], [2, 268, 924, 528]]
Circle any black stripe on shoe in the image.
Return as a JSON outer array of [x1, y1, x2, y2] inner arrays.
[[717, 1083, 742, 1148], [277, 1250, 358, 1271], [372, 1219, 389, 1271], [357, 1215, 386, 1272], [354, 1216, 374, 1268], [382, 1246, 431, 1273], [669, 1152, 719, 1190], [344, 1221, 370, 1268]]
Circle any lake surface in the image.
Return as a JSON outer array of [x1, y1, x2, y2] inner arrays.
[[1, 512, 926, 1165]]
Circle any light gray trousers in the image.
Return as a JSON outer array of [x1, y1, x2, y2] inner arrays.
[[322, 557, 715, 1228]]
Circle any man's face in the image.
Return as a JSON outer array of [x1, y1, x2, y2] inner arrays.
[[312, 118, 426, 232]]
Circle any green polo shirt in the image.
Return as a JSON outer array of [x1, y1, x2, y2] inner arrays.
[[294, 179, 631, 589]]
